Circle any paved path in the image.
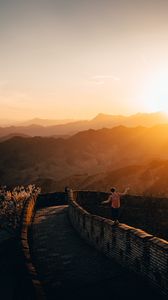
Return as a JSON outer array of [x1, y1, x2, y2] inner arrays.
[[31, 205, 165, 300]]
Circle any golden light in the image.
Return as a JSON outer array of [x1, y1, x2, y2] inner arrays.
[[141, 69, 168, 113]]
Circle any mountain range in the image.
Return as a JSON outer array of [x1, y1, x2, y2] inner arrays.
[[0, 112, 168, 139], [1, 124, 168, 196]]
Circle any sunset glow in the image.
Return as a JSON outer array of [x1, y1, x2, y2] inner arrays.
[[1, 0, 168, 120], [139, 69, 168, 113]]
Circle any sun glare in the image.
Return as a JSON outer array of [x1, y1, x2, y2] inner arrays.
[[142, 70, 168, 113]]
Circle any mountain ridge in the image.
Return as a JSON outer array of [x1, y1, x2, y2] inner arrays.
[[1, 124, 168, 195], [0, 111, 167, 138]]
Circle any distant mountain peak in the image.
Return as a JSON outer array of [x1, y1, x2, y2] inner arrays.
[[91, 113, 124, 122]]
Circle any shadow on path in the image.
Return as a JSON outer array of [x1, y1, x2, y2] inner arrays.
[[31, 205, 165, 300]]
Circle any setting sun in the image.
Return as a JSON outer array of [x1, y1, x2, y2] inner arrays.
[[141, 69, 168, 113]]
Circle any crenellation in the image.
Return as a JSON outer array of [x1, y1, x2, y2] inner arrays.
[[68, 190, 168, 296]]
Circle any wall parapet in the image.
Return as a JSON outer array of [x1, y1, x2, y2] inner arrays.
[[36, 192, 67, 209], [75, 190, 168, 240], [68, 190, 168, 297], [21, 194, 46, 300]]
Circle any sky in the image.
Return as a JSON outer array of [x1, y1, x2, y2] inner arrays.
[[1, 0, 168, 120]]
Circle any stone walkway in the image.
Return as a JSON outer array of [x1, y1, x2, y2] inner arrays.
[[31, 205, 165, 300]]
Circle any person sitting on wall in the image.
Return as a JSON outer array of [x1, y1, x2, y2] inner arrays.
[[101, 187, 130, 225]]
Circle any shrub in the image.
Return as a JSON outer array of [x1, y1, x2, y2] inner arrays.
[[0, 184, 41, 233]]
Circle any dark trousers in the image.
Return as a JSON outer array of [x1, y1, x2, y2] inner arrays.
[[111, 207, 120, 221]]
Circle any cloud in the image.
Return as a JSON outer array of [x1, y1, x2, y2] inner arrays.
[[93, 80, 105, 85], [92, 75, 120, 80], [89, 75, 120, 85]]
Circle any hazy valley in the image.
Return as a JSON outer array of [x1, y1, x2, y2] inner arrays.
[[1, 122, 168, 196], [0, 112, 168, 139]]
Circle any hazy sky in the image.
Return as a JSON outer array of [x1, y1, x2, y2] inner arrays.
[[1, 0, 168, 120]]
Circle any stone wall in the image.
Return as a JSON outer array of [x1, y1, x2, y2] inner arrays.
[[75, 191, 168, 240], [68, 190, 168, 296], [21, 195, 46, 300], [36, 192, 67, 209]]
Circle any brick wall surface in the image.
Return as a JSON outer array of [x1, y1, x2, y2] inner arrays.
[[76, 191, 168, 240], [68, 190, 168, 296]]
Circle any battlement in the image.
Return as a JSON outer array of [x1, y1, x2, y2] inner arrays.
[[68, 190, 168, 296], [74, 190, 168, 240]]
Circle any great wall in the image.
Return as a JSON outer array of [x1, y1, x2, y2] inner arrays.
[[1, 190, 168, 299]]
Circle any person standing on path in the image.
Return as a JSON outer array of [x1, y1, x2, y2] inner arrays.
[[101, 187, 130, 224]]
